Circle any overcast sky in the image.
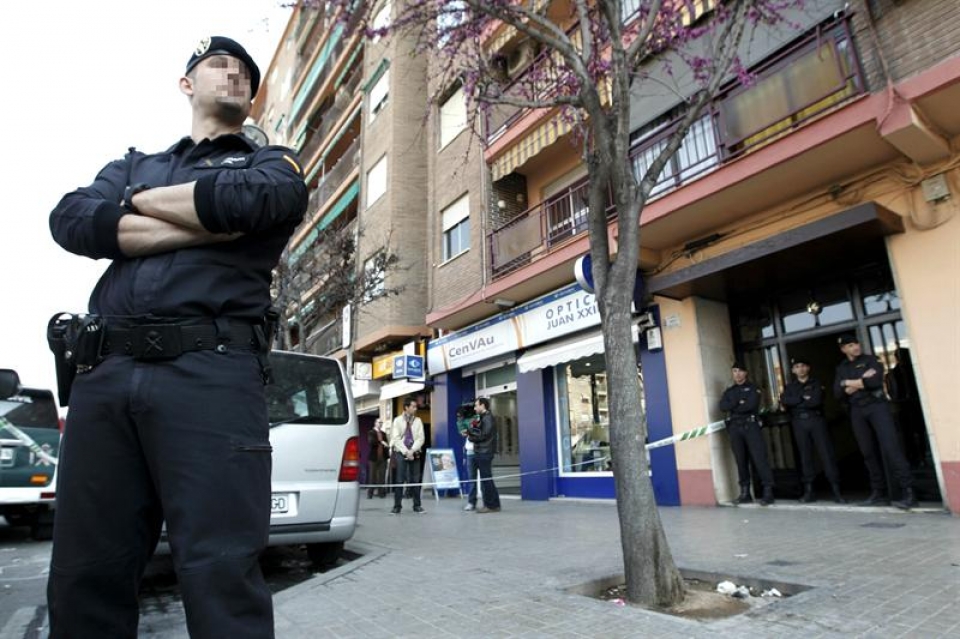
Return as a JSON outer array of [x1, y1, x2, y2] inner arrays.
[[0, 1, 291, 398]]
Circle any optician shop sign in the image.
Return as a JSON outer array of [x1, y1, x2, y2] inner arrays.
[[427, 284, 600, 374]]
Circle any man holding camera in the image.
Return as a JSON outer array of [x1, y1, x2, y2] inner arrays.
[[389, 398, 425, 514]]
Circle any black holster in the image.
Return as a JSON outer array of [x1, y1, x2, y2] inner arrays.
[[47, 313, 105, 407]]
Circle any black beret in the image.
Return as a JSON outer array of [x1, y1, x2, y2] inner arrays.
[[186, 36, 261, 98], [837, 333, 859, 346], [731, 362, 747, 371], [791, 357, 811, 366]]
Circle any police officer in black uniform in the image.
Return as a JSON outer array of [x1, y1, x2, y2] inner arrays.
[[834, 333, 916, 510], [719, 363, 775, 505], [47, 37, 307, 638], [782, 358, 845, 504]]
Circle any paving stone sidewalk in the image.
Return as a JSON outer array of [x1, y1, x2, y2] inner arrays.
[[273, 497, 960, 638]]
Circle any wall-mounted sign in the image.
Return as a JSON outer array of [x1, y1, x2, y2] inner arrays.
[[373, 352, 401, 379], [574, 254, 594, 293], [393, 354, 424, 380], [428, 283, 609, 374]]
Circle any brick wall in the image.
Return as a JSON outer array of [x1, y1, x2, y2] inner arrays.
[[354, 31, 430, 340], [853, 0, 960, 92]]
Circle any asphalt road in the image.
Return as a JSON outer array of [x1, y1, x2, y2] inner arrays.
[[0, 519, 349, 638]]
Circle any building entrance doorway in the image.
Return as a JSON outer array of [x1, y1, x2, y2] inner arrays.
[[475, 364, 520, 494], [733, 265, 940, 504]]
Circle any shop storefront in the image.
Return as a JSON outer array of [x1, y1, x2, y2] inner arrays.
[[428, 283, 681, 503]]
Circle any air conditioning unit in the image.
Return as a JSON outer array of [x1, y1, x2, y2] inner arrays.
[[506, 42, 538, 77]]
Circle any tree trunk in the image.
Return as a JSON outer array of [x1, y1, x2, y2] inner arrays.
[[601, 265, 685, 607]]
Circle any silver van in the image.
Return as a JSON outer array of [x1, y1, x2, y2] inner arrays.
[[265, 350, 360, 565]]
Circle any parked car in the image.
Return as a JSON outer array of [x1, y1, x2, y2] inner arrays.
[[0, 369, 60, 540]]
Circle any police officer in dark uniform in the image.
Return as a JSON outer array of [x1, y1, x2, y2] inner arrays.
[[719, 363, 775, 505], [46, 37, 307, 638], [834, 333, 916, 509], [782, 358, 845, 504]]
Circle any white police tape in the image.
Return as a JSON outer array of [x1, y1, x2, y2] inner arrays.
[[0, 416, 60, 466], [363, 420, 728, 489], [643, 420, 727, 451], [0, 415, 727, 486]]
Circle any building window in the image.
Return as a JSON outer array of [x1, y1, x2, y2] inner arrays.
[[363, 252, 386, 302], [437, 1, 466, 47], [366, 155, 387, 207], [371, 1, 391, 43], [441, 194, 470, 261], [368, 68, 389, 121], [556, 353, 643, 475], [439, 86, 467, 149]]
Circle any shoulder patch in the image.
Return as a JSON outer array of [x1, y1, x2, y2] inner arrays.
[[282, 154, 301, 175]]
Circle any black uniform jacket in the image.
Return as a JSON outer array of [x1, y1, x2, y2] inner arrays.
[[782, 378, 824, 413], [833, 354, 886, 406], [719, 381, 762, 419], [49, 134, 308, 321]]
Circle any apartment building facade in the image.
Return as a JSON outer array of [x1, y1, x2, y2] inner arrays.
[[423, 0, 960, 513], [254, 2, 433, 435]]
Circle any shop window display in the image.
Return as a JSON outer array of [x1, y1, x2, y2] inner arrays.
[[556, 353, 644, 474]]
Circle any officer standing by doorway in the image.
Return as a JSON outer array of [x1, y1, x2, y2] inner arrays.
[[782, 358, 845, 504], [46, 37, 308, 638], [834, 334, 916, 509], [719, 363, 775, 506]]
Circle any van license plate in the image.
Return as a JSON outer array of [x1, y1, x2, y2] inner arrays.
[[271, 494, 290, 514]]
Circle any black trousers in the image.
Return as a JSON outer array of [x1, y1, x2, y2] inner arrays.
[[792, 415, 840, 485], [470, 452, 501, 509], [393, 452, 422, 508], [728, 421, 774, 489], [850, 401, 913, 493], [47, 351, 273, 639]]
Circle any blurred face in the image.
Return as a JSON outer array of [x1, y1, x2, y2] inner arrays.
[[792, 362, 810, 378], [404, 401, 417, 416], [182, 55, 252, 125], [731, 368, 747, 384], [841, 341, 861, 359], [474, 400, 485, 414]]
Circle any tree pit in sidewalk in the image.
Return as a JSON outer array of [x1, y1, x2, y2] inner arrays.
[[569, 569, 811, 621]]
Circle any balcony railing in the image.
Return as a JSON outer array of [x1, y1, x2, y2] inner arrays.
[[487, 16, 864, 281], [306, 136, 360, 217], [306, 317, 343, 357], [489, 178, 614, 278], [485, 25, 582, 145], [291, 28, 351, 124], [298, 70, 362, 164]]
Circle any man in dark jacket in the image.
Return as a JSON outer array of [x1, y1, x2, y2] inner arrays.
[[719, 363, 775, 505], [782, 358, 845, 503], [834, 333, 916, 509], [467, 397, 501, 513], [46, 37, 307, 638]]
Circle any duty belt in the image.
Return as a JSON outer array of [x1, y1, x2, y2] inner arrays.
[[102, 323, 260, 361], [794, 410, 821, 419]]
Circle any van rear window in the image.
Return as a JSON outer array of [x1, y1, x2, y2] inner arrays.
[[267, 353, 349, 425], [0, 389, 59, 430]]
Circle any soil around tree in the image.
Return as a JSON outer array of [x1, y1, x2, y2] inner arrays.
[[597, 577, 780, 621]]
